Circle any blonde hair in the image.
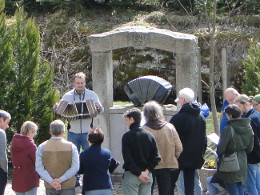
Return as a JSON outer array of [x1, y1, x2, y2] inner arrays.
[[20, 121, 38, 136]]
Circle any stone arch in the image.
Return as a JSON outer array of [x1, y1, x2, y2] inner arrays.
[[88, 26, 200, 148]]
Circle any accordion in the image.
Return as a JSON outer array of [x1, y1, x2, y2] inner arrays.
[[55, 99, 98, 120]]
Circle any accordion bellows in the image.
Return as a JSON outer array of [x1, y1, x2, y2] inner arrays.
[[124, 75, 172, 106], [55, 99, 98, 120]]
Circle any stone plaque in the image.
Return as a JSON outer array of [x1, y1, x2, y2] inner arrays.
[[131, 33, 149, 49]]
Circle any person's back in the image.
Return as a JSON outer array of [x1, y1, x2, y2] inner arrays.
[[170, 102, 206, 169], [79, 128, 113, 195], [122, 108, 160, 195], [122, 126, 159, 174], [36, 120, 79, 195], [42, 138, 76, 189], [169, 88, 206, 195], [144, 123, 182, 169], [11, 121, 39, 194]]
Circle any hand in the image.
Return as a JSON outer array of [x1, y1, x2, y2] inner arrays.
[[138, 171, 150, 183], [95, 103, 101, 111], [51, 179, 61, 190], [53, 102, 59, 111]]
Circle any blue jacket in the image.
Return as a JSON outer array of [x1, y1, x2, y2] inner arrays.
[[78, 145, 112, 193], [242, 108, 260, 164]]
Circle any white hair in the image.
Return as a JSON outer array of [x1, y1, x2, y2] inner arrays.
[[177, 88, 195, 103], [225, 87, 239, 95]]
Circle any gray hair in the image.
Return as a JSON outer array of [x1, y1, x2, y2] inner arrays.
[[20, 121, 38, 136], [225, 87, 239, 95], [235, 94, 252, 104], [50, 120, 65, 136], [73, 72, 86, 81], [0, 110, 11, 121], [143, 101, 165, 124]]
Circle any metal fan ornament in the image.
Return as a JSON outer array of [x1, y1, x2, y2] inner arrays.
[[124, 75, 172, 106]]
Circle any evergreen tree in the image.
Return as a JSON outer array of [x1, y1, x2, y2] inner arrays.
[[0, 0, 14, 109], [241, 42, 260, 96], [11, 8, 39, 131], [0, 6, 59, 144], [0, 0, 16, 142], [34, 61, 59, 144]]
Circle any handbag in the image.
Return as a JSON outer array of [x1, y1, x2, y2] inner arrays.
[[109, 158, 120, 173], [218, 126, 240, 172]]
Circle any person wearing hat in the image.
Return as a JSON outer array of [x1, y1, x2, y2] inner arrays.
[[253, 94, 260, 112], [235, 94, 260, 195], [170, 88, 207, 195]]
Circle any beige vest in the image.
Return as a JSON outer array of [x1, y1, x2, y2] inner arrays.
[[42, 139, 76, 189]]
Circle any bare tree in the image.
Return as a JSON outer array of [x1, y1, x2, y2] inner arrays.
[[208, 0, 220, 135]]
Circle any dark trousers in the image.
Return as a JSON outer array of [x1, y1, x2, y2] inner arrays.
[[0, 168, 7, 195], [183, 169, 196, 195], [152, 169, 180, 195], [172, 169, 196, 195]]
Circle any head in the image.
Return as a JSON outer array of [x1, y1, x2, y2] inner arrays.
[[20, 121, 38, 139], [88, 127, 104, 146], [73, 72, 86, 93], [175, 88, 195, 106], [124, 108, 142, 128], [0, 110, 11, 130], [235, 94, 253, 114], [224, 87, 239, 104], [49, 120, 65, 137], [225, 104, 241, 120], [143, 101, 164, 124], [253, 94, 260, 112]]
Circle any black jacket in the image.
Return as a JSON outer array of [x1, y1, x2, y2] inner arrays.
[[170, 103, 207, 169], [242, 108, 260, 164], [122, 122, 161, 176]]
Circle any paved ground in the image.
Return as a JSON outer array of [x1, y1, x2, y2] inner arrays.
[[6, 175, 209, 195], [5, 179, 159, 195]]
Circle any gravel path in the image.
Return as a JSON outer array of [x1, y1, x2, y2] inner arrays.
[[5, 179, 159, 195]]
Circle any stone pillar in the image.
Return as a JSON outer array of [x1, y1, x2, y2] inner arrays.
[[175, 52, 199, 98], [92, 51, 113, 149]]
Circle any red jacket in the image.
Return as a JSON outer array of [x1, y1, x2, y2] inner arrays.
[[11, 134, 39, 192]]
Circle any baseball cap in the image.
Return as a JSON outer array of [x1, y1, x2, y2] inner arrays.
[[254, 94, 260, 103]]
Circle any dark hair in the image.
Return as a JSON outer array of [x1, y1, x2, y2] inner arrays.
[[225, 104, 241, 119], [88, 127, 104, 145], [123, 108, 141, 125]]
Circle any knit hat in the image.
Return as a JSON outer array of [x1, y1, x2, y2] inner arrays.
[[254, 94, 260, 103]]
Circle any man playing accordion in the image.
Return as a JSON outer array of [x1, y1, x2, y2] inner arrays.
[[54, 72, 104, 186]]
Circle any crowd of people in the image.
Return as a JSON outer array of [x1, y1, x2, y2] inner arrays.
[[0, 72, 259, 195]]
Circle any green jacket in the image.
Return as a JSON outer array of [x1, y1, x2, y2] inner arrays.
[[216, 118, 254, 184]]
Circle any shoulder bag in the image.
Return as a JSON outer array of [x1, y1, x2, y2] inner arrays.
[[218, 126, 240, 172]]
